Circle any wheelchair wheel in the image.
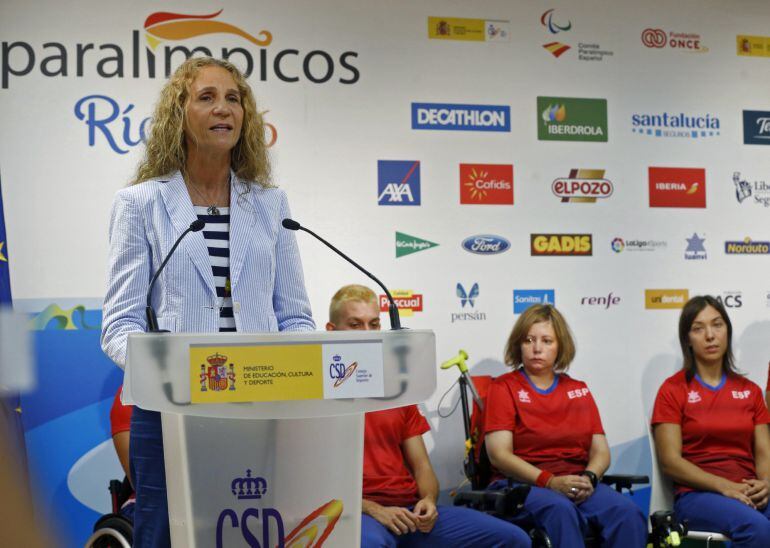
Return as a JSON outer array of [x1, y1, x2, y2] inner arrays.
[[85, 513, 133, 548]]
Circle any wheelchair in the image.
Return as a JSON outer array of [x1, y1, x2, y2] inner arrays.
[[84, 476, 134, 548]]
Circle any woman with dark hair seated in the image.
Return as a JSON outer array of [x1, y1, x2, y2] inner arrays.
[[485, 304, 646, 547], [652, 295, 770, 545]]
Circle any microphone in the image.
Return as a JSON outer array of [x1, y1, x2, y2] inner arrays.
[[281, 218, 403, 330], [146, 219, 206, 332]]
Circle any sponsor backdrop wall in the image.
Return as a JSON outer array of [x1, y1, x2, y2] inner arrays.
[[2, 0, 770, 544]]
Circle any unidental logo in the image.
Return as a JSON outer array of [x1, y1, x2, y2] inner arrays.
[[513, 289, 555, 314], [645, 289, 689, 309], [631, 112, 720, 139], [684, 233, 707, 260], [724, 237, 770, 255], [395, 232, 438, 258], [461, 235, 510, 255], [411, 103, 511, 132], [733, 172, 770, 207], [537, 97, 608, 142], [0, 9, 360, 89], [742, 111, 770, 145], [552, 169, 613, 202]]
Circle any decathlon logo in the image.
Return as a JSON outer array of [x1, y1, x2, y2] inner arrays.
[[411, 103, 511, 132]]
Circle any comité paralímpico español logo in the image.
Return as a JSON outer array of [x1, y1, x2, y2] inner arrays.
[[199, 352, 236, 392], [2, 8, 360, 88]]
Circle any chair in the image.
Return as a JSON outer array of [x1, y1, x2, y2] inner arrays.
[[84, 477, 134, 548]]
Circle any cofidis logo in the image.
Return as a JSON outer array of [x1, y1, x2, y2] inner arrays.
[[380, 291, 423, 316], [742, 111, 770, 145], [552, 169, 613, 202], [461, 235, 510, 255], [537, 97, 608, 142], [412, 103, 510, 132], [378, 161, 420, 205], [645, 289, 689, 309], [513, 289, 555, 314], [460, 164, 513, 204], [649, 167, 706, 208], [725, 237, 770, 255], [632, 112, 720, 139], [1, 9, 360, 89], [531, 234, 592, 256]]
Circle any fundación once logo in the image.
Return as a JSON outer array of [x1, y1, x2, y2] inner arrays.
[[641, 28, 708, 52], [428, 16, 510, 42], [513, 289, 555, 314], [461, 235, 511, 255], [733, 172, 770, 207], [531, 234, 593, 256], [724, 237, 770, 255], [648, 167, 706, 208], [742, 111, 770, 145], [552, 169, 613, 203], [395, 232, 438, 258], [378, 160, 421, 205], [380, 290, 423, 316], [537, 97, 608, 142], [452, 283, 487, 322], [684, 233, 707, 260], [411, 103, 511, 132], [631, 112, 720, 139], [645, 289, 689, 310], [460, 164, 514, 204]]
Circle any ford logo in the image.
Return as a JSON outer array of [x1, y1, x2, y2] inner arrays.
[[461, 235, 510, 255]]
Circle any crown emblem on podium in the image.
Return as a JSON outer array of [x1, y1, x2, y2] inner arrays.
[[231, 469, 267, 499], [332, 354, 342, 361], [207, 352, 228, 366]]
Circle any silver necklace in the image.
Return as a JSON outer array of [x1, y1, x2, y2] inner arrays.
[[186, 177, 228, 216]]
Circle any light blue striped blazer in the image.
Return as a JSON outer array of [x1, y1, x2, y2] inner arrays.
[[101, 170, 315, 368]]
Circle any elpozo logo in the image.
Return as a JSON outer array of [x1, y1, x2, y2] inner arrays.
[[552, 169, 613, 203], [428, 17, 510, 42], [412, 103, 511, 132], [631, 112, 720, 139], [461, 235, 510, 255], [1, 8, 360, 89], [648, 167, 706, 208], [531, 234, 592, 256], [724, 237, 770, 255], [645, 289, 689, 309], [537, 97, 608, 142], [460, 164, 514, 204], [380, 291, 423, 316]]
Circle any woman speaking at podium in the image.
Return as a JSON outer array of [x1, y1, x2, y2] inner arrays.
[[101, 57, 314, 547]]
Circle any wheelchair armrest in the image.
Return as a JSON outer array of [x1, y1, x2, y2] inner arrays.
[[453, 484, 530, 518], [601, 474, 649, 493]]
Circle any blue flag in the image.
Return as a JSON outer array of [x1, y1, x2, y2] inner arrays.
[[0, 172, 10, 305]]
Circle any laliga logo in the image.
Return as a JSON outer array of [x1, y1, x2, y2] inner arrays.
[[329, 355, 358, 387]]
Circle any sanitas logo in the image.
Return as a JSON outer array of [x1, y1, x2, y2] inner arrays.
[[452, 283, 487, 322], [645, 289, 689, 309], [552, 169, 613, 202], [537, 97, 608, 142], [0, 9, 360, 89], [461, 235, 510, 255], [411, 103, 511, 132], [428, 17, 510, 42], [632, 112, 720, 139], [649, 167, 706, 208], [724, 237, 770, 255], [460, 164, 514, 204], [641, 28, 708, 52], [531, 234, 592, 256], [513, 290, 555, 314], [733, 172, 770, 207], [380, 291, 423, 316], [395, 232, 438, 258], [378, 160, 420, 205], [742, 111, 770, 145]]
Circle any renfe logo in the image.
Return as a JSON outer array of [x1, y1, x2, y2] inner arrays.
[[411, 103, 511, 132], [649, 167, 706, 208], [461, 235, 511, 255], [378, 160, 421, 205], [513, 290, 555, 313], [460, 164, 514, 204], [552, 169, 613, 202]]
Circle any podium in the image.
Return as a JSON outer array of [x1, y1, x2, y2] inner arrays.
[[123, 329, 436, 547]]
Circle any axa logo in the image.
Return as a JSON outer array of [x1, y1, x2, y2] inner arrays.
[[552, 169, 613, 202], [460, 164, 514, 204], [378, 161, 421, 205], [461, 235, 510, 255], [1, 9, 360, 89]]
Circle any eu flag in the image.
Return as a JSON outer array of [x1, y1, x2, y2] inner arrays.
[[0, 172, 10, 305]]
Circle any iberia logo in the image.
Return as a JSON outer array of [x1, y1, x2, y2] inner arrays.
[[380, 291, 423, 316], [648, 167, 706, 208], [460, 164, 514, 204], [198, 352, 236, 392], [143, 9, 272, 50]]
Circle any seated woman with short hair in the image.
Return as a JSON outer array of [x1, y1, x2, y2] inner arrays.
[[484, 304, 646, 547], [652, 295, 770, 546]]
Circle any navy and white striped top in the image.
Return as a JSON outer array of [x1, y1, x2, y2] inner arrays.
[[194, 206, 235, 332]]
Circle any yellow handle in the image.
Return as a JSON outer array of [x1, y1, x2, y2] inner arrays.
[[440, 350, 469, 374]]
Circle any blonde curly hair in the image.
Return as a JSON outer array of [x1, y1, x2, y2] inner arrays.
[[131, 57, 272, 187]]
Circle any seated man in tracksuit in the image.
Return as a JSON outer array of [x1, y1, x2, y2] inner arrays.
[[326, 284, 531, 547]]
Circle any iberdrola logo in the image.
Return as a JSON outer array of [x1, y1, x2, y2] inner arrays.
[[143, 9, 272, 50]]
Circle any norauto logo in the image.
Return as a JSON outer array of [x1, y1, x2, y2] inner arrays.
[[648, 167, 706, 208], [551, 169, 613, 202], [531, 234, 592, 256], [460, 164, 514, 204], [1, 9, 360, 89], [380, 291, 423, 316]]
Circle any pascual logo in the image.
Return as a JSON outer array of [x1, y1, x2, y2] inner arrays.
[[641, 28, 708, 52], [715, 291, 743, 308], [1, 9, 360, 89], [513, 289, 555, 314], [684, 233, 707, 260], [461, 235, 510, 255], [537, 97, 608, 142], [378, 161, 420, 205], [531, 234, 592, 256], [631, 112, 720, 139], [742, 111, 770, 145], [733, 172, 770, 207], [428, 17, 510, 42], [395, 232, 438, 258], [737, 35, 770, 57], [540, 10, 612, 61], [580, 292, 621, 309], [611, 237, 667, 253], [645, 289, 689, 309], [380, 290, 423, 316], [725, 237, 770, 255], [411, 103, 510, 132], [460, 164, 514, 204], [648, 167, 706, 208], [452, 283, 487, 322], [552, 169, 613, 202]]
